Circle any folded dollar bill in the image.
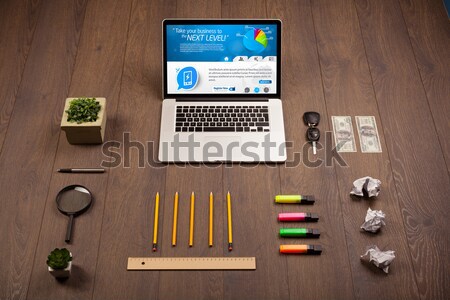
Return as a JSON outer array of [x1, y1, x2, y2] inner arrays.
[[332, 116, 357, 152], [355, 116, 382, 153]]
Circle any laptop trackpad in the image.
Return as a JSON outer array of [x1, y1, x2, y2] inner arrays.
[[203, 136, 241, 145]]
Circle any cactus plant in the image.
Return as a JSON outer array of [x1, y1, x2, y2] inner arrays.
[[47, 248, 72, 270]]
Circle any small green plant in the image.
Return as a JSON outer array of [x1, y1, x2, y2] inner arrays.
[[66, 97, 101, 124], [47, 248, 72, 269]]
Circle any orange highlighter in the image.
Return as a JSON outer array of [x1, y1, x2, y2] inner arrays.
[[280, 244, 322, 255]]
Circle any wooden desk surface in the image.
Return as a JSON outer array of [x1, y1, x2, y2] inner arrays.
[[0, 0, 448, 299]]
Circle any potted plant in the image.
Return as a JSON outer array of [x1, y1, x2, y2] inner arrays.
[[61, 97, 107, 144], [47, 248, 72, 278]]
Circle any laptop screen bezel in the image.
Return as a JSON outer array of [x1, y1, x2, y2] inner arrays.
[[162, 19, 282, 100]]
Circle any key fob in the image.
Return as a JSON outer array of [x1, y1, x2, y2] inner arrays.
[[307, 127, 320, 141], [303, 112, 321, 127]]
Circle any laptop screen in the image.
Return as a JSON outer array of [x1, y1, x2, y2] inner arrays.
[[163, 19, 281, 99]]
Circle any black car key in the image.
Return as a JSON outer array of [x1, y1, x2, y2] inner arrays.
[[303, 112, 321, 154], [307, 127, 320, 154], [303, 111, 320, 127]]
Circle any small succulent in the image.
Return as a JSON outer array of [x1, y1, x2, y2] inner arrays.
[[66, 97, 101, 124], [47, 248, 72, 269]]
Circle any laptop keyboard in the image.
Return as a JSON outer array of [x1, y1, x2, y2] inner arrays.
[[175, 105, 270, 132]]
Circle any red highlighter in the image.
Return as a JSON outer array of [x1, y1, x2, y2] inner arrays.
[[278, 212, 319, 222]]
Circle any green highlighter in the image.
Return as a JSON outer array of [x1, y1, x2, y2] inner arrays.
[[280, 228, 320, 238], [275, 195, 315, 204]]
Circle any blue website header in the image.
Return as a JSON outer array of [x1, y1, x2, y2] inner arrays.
[[166, 24, 278, 62]]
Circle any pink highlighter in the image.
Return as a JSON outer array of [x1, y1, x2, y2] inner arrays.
[[278, 212, 319, 222]]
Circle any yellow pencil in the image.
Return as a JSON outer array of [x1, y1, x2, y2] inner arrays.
[[152, 192, 160, 252], [209, 192, 213, 247], [227, 191, 233, 251], [189, 192, 195, 247], [172, 192, 179, 246]]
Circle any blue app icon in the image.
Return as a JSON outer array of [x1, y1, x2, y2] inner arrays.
[[177, 66, 198, 90], [254, 87, 260, 93]]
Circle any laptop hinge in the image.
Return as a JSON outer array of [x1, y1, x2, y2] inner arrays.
[[174, 98, 270, 102]]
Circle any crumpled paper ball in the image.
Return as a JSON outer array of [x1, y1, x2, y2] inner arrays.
[[350, 176, 381, 198], [361, 207, 386, 233], [360, 245, 395, 274]]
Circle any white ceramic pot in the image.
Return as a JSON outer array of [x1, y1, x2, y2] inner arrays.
[[48, 253, 72, 278]]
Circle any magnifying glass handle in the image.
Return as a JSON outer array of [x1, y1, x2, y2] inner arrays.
[[65, 214, 74, 243]]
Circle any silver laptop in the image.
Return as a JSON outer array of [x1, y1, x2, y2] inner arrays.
[[159, 19, 286, 162]]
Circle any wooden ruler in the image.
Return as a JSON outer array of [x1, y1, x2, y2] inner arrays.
[[127, 257, 256, 270]]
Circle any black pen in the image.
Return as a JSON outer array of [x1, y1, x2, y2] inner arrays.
[[57, 168, 105, 173]]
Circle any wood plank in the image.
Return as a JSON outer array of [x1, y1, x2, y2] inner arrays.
[[354, 0, 450, 299], [26, 1, 132, 299], [398, 0, 450, 172], [267, 1, 355, 299], [90, 0, 176, 299], [221, 1, 289, 299], [0, 0, 88, 299], [0, 0, 42, 154], [311, 0, 420, 299], [156, 2, 224, 300]]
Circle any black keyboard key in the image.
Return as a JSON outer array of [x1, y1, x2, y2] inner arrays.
[[176, 118, 186, 122], [176, 127, 181, 131], [217, 122, 222, 126], [223, 122, 228, 126], [195, 127, 202, 132], [257, 127, 263, 132], [176, 108, 182, 112], [182, 128, 188, 132], [256, 122, 269, 127], [249, 122, 255, 126], [188, 127, 194, 132], [264, 129, 269, 132], [176, 113, 184, 117], [237, 127, 243, 132], [176, 122, 183, 126], [243, 122, 248, 126], [204, 127, 235, 132], [244, 127, 250, 131], [236, 122, 242, 126], [220, 118, 225, 122]]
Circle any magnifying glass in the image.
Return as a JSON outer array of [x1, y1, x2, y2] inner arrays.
[[56, 185, 93, 243]]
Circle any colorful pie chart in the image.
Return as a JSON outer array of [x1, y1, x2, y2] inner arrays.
[[243, 28, 268, 53]]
